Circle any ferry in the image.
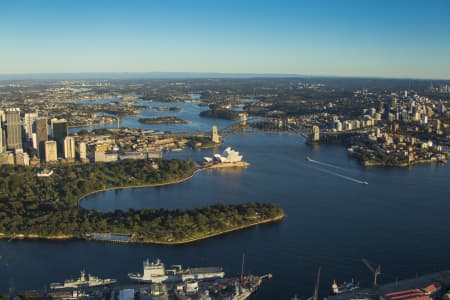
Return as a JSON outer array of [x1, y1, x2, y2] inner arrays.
[[128, 258, 225, 283], [50, 271, 116, 290]]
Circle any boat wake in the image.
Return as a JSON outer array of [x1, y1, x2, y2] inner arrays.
[[306, 157, 347, 171], [305, 157, 368, 185]]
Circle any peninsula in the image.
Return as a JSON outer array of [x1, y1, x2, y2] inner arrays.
[[0, 160, 284, 244]]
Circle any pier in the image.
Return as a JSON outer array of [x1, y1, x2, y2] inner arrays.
[[85, 233, 131, 243], [326, 271, 450, 300]]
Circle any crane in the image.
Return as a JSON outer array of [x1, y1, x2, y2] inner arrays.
[[312, 267, 321, 300], [362, 258, 381, 287]]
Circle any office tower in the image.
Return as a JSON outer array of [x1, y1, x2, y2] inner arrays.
[[35, 117, 48, 160], [211, 125, 220, 143], [312, 125, 320, 142], [6, 108, 22, 150], [24, 112, 38, 140], [77, 141, 87, 160], [45, 140, 58, 163], [64, 136, 76, 160], [52, 118, 68, 155], [0, 119, 3, 153]]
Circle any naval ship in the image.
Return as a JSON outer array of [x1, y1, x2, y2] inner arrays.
[[50, 271, 116, 290], [128, 258, 225, 283]]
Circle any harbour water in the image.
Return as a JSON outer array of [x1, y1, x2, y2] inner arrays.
[[68, 99, 235, 133], [2, 133, 450, 298]]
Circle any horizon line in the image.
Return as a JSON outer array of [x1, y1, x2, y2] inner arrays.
[[0, 71, 449, 82]]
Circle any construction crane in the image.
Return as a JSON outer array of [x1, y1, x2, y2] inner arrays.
[[312, 267, 321, 300], [362, 258, 381, 287]]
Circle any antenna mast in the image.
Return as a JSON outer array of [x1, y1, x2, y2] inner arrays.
[[240, 253, 245, 283]]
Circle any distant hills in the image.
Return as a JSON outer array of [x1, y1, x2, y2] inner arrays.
[[0, 72, 448, 82]]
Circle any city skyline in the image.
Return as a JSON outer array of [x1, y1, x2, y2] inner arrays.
[[1, 0, 450, 79]]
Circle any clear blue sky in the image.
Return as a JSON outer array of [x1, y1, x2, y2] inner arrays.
[[1, 0, 450, 79]]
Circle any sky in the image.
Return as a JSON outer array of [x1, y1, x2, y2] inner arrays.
[[1, 0, 450, 79]]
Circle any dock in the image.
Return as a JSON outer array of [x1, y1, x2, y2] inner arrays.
[[85, 232, 131, 243], [326, 271, 450, 300]]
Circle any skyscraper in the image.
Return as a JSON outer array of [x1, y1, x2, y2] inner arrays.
[[35, 117, 48, 160], [52, 119, 68, 155], [64, 136, 76, 160], [45, 140, 57, 163], [24, 112, 38, 140], [6, 108, 22, 150]]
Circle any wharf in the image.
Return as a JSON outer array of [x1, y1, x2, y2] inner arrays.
[[326, 271, 450, 300], [202, 161, 250, 169], [85, 233, 132, 243]]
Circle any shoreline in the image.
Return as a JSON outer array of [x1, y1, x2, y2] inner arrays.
[[77, 161, 251, 203], [362, 158, 448, 168], [77, 168, 203, 204], [134, 213, 284, 245], [2, 160, 270, 245], [0, 213, 284, 245]]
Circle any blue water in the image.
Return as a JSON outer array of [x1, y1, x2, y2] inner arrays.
[[69, 99, 239, 133], [2, 133, 450, 299]]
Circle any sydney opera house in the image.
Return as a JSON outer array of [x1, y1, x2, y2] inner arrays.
[[203, 147, 244, 164]]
